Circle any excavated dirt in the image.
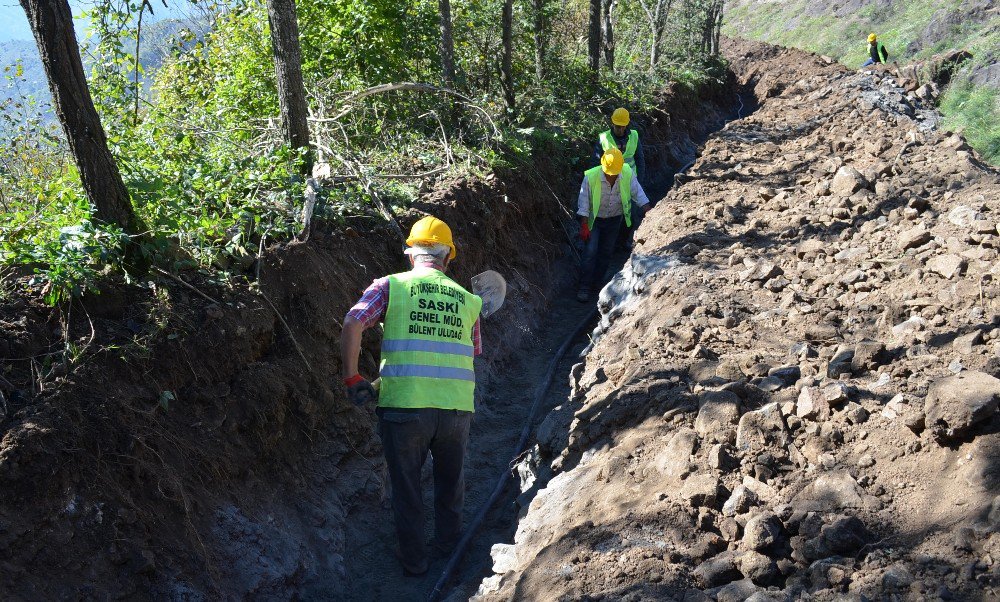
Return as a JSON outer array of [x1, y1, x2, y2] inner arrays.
[[474, 39, 1000, 601]]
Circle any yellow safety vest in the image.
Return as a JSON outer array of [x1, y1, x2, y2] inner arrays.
[[585, 163, 634, 229], [599, 129, 639, 168], [379, 267, 483, 411]]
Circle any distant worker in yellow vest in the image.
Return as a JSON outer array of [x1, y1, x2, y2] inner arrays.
[[595, 107, 647, 250], [594, 107, 644, 181], [340, 215, 483, 576], [576, 147, 651, 302], [862, 33, 889, 67]]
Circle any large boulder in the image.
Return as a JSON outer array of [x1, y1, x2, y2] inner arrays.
[[924, 371, 1000, 442]]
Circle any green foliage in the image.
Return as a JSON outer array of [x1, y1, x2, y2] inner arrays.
[[940, 80, 1000, 165], [2, 0, 729, 307]]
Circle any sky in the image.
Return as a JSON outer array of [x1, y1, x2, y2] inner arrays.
[[0, 1, 188, 44]]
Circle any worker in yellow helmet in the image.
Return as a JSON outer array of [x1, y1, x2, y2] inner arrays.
[[862, 33, 889, 67], [595, 108, 644, 181], [576, 147, 651, 302], [594, 107, 647, 251], [340, 215, 483, 576]]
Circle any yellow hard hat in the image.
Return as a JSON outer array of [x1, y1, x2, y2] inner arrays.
[[406, 215, 456, 260], [601, 148, 624, 176], [868, 33, 877, 43], [611, 107, 630, 127]]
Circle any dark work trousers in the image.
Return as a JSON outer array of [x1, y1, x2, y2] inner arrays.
[[378, 406, 472, 569], [619, 201, 645, 249], [580, 215, 623, 293]]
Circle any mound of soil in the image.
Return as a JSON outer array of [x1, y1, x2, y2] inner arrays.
[[474, 38, 1000, 601]]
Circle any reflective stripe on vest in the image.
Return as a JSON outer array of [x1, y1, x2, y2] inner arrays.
[[585, 163, 633, 229], [598, 129, 639, 166], [379, 267, 483, 411]]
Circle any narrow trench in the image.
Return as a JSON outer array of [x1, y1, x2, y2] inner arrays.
[[334, 78, 758, 602]]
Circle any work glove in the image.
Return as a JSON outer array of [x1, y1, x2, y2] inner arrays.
[[344, 374, 377, 406], [579, 220, 591, 243]]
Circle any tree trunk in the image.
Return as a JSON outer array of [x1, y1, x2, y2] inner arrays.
[[438, 0, 456, 86], [712, 2, 724, 55], [602, 0, 615, 71], [265, 0, 312, 174], [501, 0, 515, 111], [532, 0, 546, 81], [19, 0, 140, 233], [588, 0, 601, 75]]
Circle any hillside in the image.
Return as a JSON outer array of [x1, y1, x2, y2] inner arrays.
[[722, 0, 1000, 163]]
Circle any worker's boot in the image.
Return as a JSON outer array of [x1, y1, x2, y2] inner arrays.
[[394, 544, 429, 576]]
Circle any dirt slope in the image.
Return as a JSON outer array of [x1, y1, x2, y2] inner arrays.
[[474, 39, 1000, 601]]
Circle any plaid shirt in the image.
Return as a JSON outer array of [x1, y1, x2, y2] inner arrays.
[[347, 265, 482, 355]]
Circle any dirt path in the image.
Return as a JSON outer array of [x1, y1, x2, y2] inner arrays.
[[339, 260, 599, 601]]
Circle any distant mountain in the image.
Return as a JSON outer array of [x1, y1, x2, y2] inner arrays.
[[0, 16, 205, 130], [0, 39, 48, 109]]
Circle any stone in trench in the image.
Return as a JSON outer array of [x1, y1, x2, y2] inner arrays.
[[948, 205, 980, 228], [953, 330, 983, 354], [806, 515, 870, 560], [695, 390, 742, 444], [797, 239, 826, 258], [924, 371, 1000, 443], [654, 427, 698, 480], [681, 474, 726, 509], [722, 485, 759, 517], [791, 471, 865, 512], [881, 394, 909, 419], [736, 551, 779, 585], [926, 254, 966, 279], [881, 564, 915, 591], [851, 340, 886, 372], [750, 262, 783, 282], [735, 403, 791, 454], [899, 225, 931, 250], [693, 551, 741, 588], [716, 578, 760, 602], [797, 387, 830, 421], [490, 543, 518, 573], [822, 382, 849, 405], [746, 593, 792, 602], [742, 513, 782, 551], [845, 403, 870, 425], [834, 246, 869, 262], [709, 444, 736, 471], [892, 316, 926, 338], [827, 347, 855, 379], [831, 166, 867, 195], [839, 269, 866, 285], [767, 365, 800, 385], [716, 360, 746, 381]]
